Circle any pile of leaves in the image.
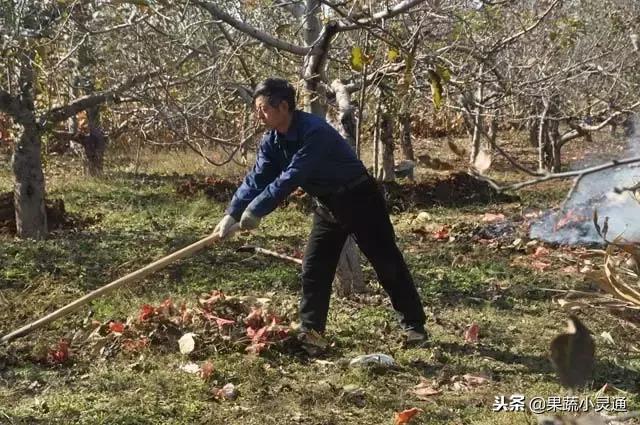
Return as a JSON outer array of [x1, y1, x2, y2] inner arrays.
[[71, 290, 292, 363], [381, 172, 518, 212]]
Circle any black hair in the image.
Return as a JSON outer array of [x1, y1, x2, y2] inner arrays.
[[252, 78, 296, 112]]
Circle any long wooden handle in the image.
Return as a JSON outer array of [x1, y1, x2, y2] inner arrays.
[[1, 233, 221, 344]]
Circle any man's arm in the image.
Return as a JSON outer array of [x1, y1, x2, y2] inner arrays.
[[245, 126, 330, 217], [226, 135, 279, 221]]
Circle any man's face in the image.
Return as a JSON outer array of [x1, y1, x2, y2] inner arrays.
[[254, 95, 290, 130]]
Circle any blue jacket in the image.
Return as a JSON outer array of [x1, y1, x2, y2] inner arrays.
[[226, 110, 366, 220]]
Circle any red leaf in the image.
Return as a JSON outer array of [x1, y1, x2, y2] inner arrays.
[[158, 298, 174, 316], [394, 407, 423, 425], [432, 226, 450, 240], [121, 337, 150, 352], [201, 310, 235, 329], [138, 304, 155, 322], [464, 323, 480, 344], [178, 302, 192, 325], [47, 340, 70, 364], [199, 290, 225, 309], [244, 307, 264, 329], [108, 321, 125, 334], [248, 325, 268, 343]]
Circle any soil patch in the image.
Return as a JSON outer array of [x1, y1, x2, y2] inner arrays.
[[175, 172, 518, 213], [0, 192, 80, 235], [382, 172, 519, 211]]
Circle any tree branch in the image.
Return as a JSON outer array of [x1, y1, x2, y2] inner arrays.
[[335, 0, 427, 32], [491, 0, 561, 52], [472, 156, 640, 192], [43, 70, 163, 125], [193, 1, 310, 55]]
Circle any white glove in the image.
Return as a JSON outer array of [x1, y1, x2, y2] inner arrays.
[[239, 210, 261, 231], [213, 215, 239, 239]]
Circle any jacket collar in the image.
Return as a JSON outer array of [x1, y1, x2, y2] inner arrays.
[[275, 110, 300, 144]]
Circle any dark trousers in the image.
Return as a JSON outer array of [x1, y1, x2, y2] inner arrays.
[[299, 177, 426, 333]]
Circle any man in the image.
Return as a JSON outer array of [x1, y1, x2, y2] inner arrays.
[[213, 78, 427, 347]]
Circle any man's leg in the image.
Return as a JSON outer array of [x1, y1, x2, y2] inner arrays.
[[347, 186, 426, 332], [299, 211, 349, 332]]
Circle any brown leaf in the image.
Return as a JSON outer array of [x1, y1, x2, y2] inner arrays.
[[200, 361, 214, 380], [464, 323, 480, 344], [481, 213, 505, 223], [530, 260, 551, 271], [410, 378, 441, 400]]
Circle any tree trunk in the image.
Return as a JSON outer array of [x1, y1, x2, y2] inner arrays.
[[76, 33, 107, 177], [329, 79, 366, 295], [399, 113, 414, 162], [12, 52, 47, 239], [303, 7, 364, 297], [380, 104, 395, 182], [83, 109, 107, 177]]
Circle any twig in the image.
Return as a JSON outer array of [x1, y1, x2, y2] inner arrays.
[[236, 246, 303, 265], [472, 156, 640, 192]]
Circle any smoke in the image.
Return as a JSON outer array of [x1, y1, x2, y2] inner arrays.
[[530, 115, 640, 245]]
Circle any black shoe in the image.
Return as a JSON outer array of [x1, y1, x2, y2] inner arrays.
[[404, 329, 429, 348], [296, 328, 328, 356]]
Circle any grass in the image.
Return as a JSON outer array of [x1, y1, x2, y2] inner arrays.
[[1, 146, 639, 425]]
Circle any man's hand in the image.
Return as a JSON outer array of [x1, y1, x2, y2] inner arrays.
[[213, 215, 240, 239], [239, 210, 261, 231]]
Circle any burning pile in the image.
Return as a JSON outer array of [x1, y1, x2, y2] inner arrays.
[[531, 118, 640, 245], [531, 175, 640, 246]]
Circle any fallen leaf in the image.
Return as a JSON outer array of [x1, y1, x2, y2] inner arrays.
[[481, 213, 505, 223], [450, 373, 490, 391], [47, 340, 70, 364], [244, 307, 264, 329], [464, 323, 480, 344], [461, 373, 490, 386], [530, 260, 551, 271], [410, 378, 441, 400], [600, 331, 615, 346], [179, 362, 201, 374], [138, 304, 155, 322], [200, 361, 214, 380], [533, 246, 550, 258], [214, 383, 238, 400], [108, 321, 125, 334], [432, 226, 450, 240], [178, 333, 195, 354], [121, 337, 149, 352], [473, 149, 492, 174], [394, 407, 423, 425]]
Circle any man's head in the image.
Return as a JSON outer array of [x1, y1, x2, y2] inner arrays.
[[253, 78, 296, 132]]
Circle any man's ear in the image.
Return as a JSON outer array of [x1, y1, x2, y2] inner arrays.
[[278, 101, 291, 114]]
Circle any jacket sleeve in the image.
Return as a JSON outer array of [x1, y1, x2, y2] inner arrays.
[[225, 135, 279, 221], [246, 127, 329, 217]]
